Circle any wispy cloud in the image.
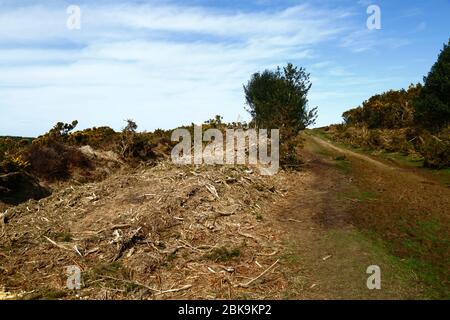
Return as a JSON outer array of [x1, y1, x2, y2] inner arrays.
[[0, 1, 353, 135], [340, 29, 412, 53]]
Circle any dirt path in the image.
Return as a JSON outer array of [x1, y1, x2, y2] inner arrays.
[[271, 132, 449, 299], [309, 135, 394, 170], [308, 134, 442, 183]]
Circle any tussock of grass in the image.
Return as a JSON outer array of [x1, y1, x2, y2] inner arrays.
[[203, 246, 241, 262], [46, 231, 72, 242], [23, 287, 67, 300], [281, 240, 301, 265]]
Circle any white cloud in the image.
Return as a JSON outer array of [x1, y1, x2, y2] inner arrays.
[[0, 1, 380, 136], [340, 29, 411, 53]]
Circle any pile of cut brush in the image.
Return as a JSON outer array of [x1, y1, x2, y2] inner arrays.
[[0, 160, 292, 300]]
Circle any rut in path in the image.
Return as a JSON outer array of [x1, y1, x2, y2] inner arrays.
[[309, 135, 393, 170]]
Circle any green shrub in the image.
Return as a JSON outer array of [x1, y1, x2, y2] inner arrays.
[[0, 138, 31, 174], [69, 126, 118, 149], [244, 63, 317, 131], [342, 85, 420, 129]]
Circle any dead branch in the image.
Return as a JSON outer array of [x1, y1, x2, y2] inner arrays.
[[236, 259, 279, 288], [44, 236, 82, 256], [154, 284, 193, 296], [205, 184, 219, 199], [100, 275, 159, 292], [237, 230, 261, 243], [256, 250, 279, 257], [112, 227, 142, 261]]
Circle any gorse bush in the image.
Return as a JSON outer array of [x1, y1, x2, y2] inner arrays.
[[332, 41, 450, 168], [33, 121, 79, 146], [0, 155, 30, 174], [21, 121, 93, 180], [342, 84, 421, 129], [0, 138, 31, 174], [69, 126, 118, 149], [418, 128, 450, 168]]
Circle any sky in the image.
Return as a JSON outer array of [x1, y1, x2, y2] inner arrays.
[[0, 0, 449, 137]]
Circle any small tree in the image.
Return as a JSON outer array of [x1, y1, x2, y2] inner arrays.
[[119, 119, 138, 158], [244, 63, 317, 131], [414, 40, 450, 131], [118, 120, 155, 161], [244, 63, 317, 166]]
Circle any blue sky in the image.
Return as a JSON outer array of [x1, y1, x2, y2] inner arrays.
[[0, 0, 449, 136]]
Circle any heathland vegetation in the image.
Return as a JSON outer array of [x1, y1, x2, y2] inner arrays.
[[1, 39, 449, 206], [1, 62, 318, 205], [324, 40, 450, 168]]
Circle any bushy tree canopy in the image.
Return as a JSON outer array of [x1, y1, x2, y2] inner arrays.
[[414, 40, 450, 131], [244, 63, 317, 131]]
